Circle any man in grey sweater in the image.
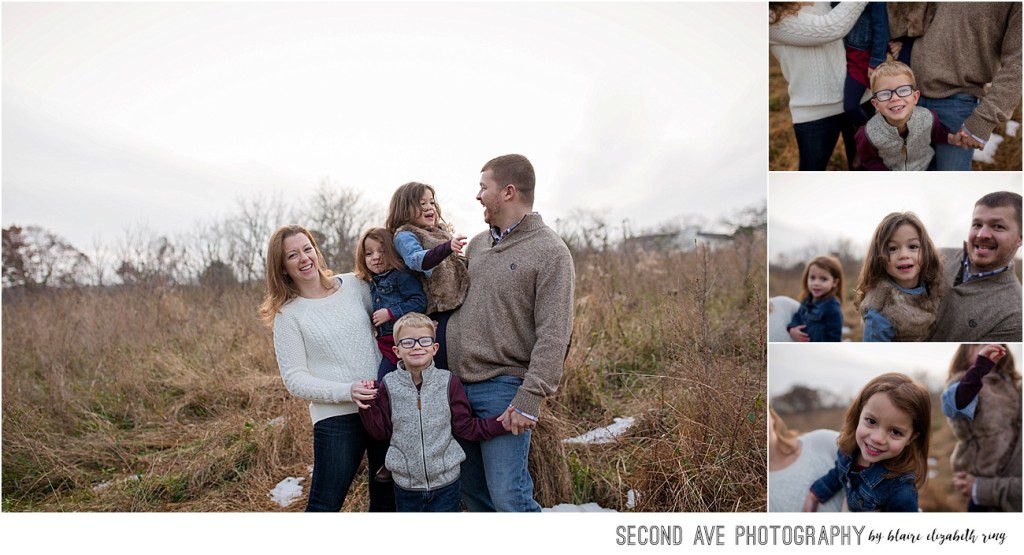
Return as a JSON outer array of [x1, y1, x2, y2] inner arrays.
[[930, 191, 1022, 342], [447, 154, 575, 512]]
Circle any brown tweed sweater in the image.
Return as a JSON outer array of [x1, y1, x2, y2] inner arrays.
[[929, 247, 1022, 342], [447, 213, 575, 417], [910, 2, 1022, 140]]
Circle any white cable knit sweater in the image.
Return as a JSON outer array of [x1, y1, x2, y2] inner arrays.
[[272, 275, 381, 425], [769, 2, 868, 124], [769, 429, 845, 512]]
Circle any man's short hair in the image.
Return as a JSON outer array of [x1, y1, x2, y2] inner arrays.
[[481, 154, 535, 204], [976, 191, 1023, 236], [869, 60, 917, 92], [393, 312, 436, 341]]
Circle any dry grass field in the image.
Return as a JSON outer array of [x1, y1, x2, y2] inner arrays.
[[778, 397, 965, 512], [769, 57, 1022, 171], [2, 235, 767, 512]]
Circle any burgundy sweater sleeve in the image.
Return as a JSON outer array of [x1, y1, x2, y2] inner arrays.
[[449, 375, 507, 441], [421, 241, 453, 271], [931, 110, 952, 145], [855, 126, 889, 171], [358, 381, 393, 441], [955, 355, 996, 410]]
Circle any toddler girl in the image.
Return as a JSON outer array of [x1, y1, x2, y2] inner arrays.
[[354, 227, 427, 381], [804, 372, 930, 512], [786, 255, 844, 342], [385, 182, 468, 370], [855, 212, 942, 342], [941, 344, 1021, 511], [833, 2, 890, 128]]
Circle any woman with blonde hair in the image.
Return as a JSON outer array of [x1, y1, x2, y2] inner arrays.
[[768, 407, 843, 511], [259, 224, 394, 512]]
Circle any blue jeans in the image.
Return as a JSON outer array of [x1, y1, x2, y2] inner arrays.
[[306, 414, 395, 512], [792, 112, 858, 170], [457, 375, 540, 512], [918, 93, 979, 171], [394, 478, 462, 512]]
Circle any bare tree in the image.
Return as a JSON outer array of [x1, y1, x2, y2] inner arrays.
[[2, 225, 91, 289], [224, 192, 288, 282], [296, 181, 377, 273]]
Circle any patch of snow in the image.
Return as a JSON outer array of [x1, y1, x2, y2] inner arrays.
[[92, 480, 114, 493], [543, 502, 616, 512], [269, 477, 305, 507], [1006, 120, 1020, 137], [267, 416, 285, 426], [92, 474, 142, 493], [626, 489, 638, 509], [973, 133, 1004, 164], [563, 417, 636, 445]]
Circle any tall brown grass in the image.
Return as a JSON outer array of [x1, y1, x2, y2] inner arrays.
[[2, 235, 766, 512], [769, 57, 1022, 171]]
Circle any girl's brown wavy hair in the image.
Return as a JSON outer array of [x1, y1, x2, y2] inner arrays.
[[854, 212, 942, 310], [385, 182, 451, 233], [258, 225, 336, 326], [837, 372, 931, 489], [353, 227, 407, 282]]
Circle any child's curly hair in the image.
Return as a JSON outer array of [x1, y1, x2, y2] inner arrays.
[[838, 372, 931, 489]]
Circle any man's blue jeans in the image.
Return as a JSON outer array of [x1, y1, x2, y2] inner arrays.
[[457, 375, 541, 512], [306, 414, 395, 512], [919, 93, 980, 171], [394, 477, 462, 512]]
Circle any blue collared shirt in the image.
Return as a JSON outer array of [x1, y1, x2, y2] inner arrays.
[[490, 213, 535, 246], [961, 254, 1011, 284]]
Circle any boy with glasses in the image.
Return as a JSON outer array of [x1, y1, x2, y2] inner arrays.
[[855, 61, 964, 171], [358, 312, 510, 511]]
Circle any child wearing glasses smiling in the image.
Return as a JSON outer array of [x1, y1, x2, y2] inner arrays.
[[358, 312, 510, 511], [855, 61, 964, 171]]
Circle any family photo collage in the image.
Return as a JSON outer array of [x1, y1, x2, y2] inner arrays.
[[0, 1, 1021, 552]]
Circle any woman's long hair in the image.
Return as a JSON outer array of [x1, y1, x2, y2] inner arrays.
[[947, 345, 1022, 392], [854, 212, 942, 310], [384, 182, 451, 233], [769, 2, 802, 24], [258, 225, 335, 326], [837, 372, 931, 489], [770, 407, 801, 457]]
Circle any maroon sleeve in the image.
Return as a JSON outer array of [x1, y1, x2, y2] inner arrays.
[[449, 375, 507, 441], [421, 241, 453, 271], [931, 110, 952, 145], [358, 381, 393, 441], [955, 355, 996, 409], [856, 126, 889, 171]]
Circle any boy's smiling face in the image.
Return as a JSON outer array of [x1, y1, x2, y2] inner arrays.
[[870, 73, 920, 127], [393, 325, 438, 371]]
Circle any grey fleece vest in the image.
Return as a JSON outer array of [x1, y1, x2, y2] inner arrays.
[[382, 364, 465, 491], [865, 106, 935, 171]]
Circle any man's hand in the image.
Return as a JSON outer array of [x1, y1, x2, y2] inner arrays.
[[953, 471, 977, 498], [948, 133, 965, 148], [450, 235, 468, 255], [789, 325, 810, 342], [372, 309, 391, 327], [496, 407, 536, 435], [957, 128, 985, 150]]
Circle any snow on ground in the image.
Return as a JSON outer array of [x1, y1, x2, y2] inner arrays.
[[91, 474, 141, 493], [626, 490, 638, 509], [269, 477, 305, 507], [562, 417, 636, 445], [267, 416, 285, 426], [973, 133, 1004, 164], [544, 502, 616, 512], [1006, 121, 1020, 137]]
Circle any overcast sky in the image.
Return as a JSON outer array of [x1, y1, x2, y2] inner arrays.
[[770, 343, 1024, 397], [769, 173, 1024, 264], [2, 2, 766, 252]]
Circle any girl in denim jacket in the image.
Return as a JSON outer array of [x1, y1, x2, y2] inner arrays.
[[787, 255, 845, 342], [804, 372, 930, 512], [385, 182, 468, 369], [355, 227, 427, 382], [854, 212, 942, 342]]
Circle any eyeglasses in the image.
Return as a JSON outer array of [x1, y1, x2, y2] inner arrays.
[[397, 336, 435, 349], [873, 85, 915, 102]]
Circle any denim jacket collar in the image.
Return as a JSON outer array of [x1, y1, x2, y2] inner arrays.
[[837, 450, 891, 489], [371, 269, 395, 284]]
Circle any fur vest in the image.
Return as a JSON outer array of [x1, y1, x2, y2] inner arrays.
[[887, 2, 933, 38], [860, 278, 939, 341], [396, 224, 469, 313], [864, 107, 936, 171], [945, 369, 1022, 479]]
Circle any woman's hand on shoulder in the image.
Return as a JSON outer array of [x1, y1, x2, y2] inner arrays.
[[802, 491, 820, 512]]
